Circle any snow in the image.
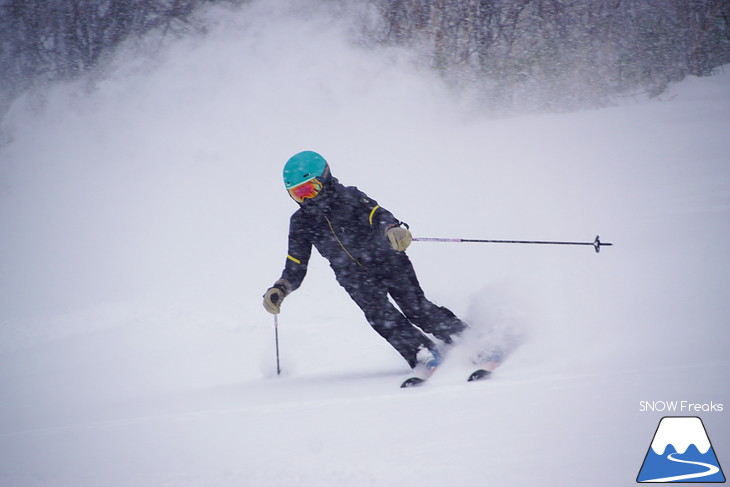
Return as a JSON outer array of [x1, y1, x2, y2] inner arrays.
[[651, 417, 711, 455], [1, 1, 729, 486]]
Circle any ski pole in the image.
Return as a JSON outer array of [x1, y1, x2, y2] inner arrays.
[[274, 314, 281, 376], [413, 235, 613, 253]]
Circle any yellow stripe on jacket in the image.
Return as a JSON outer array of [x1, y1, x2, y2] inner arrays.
[[368, 205, 380, 226]]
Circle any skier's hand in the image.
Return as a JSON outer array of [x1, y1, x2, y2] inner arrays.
[[263, 288, 283, 314], [385, 226, 412, 252], [263, 279, 292, 314]]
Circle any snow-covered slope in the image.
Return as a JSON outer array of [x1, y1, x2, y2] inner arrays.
[[1, 2, 728, 486]]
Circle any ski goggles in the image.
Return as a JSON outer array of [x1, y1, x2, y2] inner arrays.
[[288, 178, 323, 203]]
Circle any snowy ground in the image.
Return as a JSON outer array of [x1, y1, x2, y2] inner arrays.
[[1, 2, 728, 486]]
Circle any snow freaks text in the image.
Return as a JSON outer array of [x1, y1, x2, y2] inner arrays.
[[639, 401, 724, 413]]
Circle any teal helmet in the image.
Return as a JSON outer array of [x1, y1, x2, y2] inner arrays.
[[283, 151, 330, 189]]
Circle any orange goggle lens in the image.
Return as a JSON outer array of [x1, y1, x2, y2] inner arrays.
[[288, 178, 322, 203]]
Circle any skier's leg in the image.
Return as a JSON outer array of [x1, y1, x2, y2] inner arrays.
[[338, 273, 435, 368], [385, 254, 468, 343]]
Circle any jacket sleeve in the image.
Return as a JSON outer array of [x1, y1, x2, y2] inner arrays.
[[279, 211, 312, 292], [353, 188, 403, 239]]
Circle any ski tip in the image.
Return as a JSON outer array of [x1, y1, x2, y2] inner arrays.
[[467, 369, 492, 382], [400, 376, 427, 388]]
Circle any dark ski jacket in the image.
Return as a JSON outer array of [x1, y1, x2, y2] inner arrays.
[[280, 178, 405, 291]]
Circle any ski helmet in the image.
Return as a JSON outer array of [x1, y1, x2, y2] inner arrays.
[[283, 151, 330, 189]]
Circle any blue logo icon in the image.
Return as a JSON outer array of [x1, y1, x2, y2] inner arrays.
[[637, 416, 725, 483]]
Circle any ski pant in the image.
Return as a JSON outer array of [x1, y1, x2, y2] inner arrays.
[[334, 253, 467, 368]]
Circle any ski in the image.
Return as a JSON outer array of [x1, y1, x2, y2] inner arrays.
[[401, 367, 494, 387], [400, 348, 505, 387], [400, 376, 428, 388], [467, 368, 492, 381], [400, 347, 442, 388], [400, 364, 439, 388]]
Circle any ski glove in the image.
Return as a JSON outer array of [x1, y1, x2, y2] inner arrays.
[[263, 279, 292, 314], [385, 226, 412, 252]]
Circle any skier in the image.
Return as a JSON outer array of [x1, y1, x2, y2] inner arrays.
[[263, 150, 467, 372]]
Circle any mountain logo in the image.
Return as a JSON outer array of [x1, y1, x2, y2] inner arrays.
[[637, 416, 725, 483]]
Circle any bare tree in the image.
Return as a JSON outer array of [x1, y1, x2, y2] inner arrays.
[[369, 0, 730, 111], [0, 0, 220, 113], [1, 0, 728, 115]]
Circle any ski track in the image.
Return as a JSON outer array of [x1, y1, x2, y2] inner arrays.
[[642, 453, 720, 483]]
